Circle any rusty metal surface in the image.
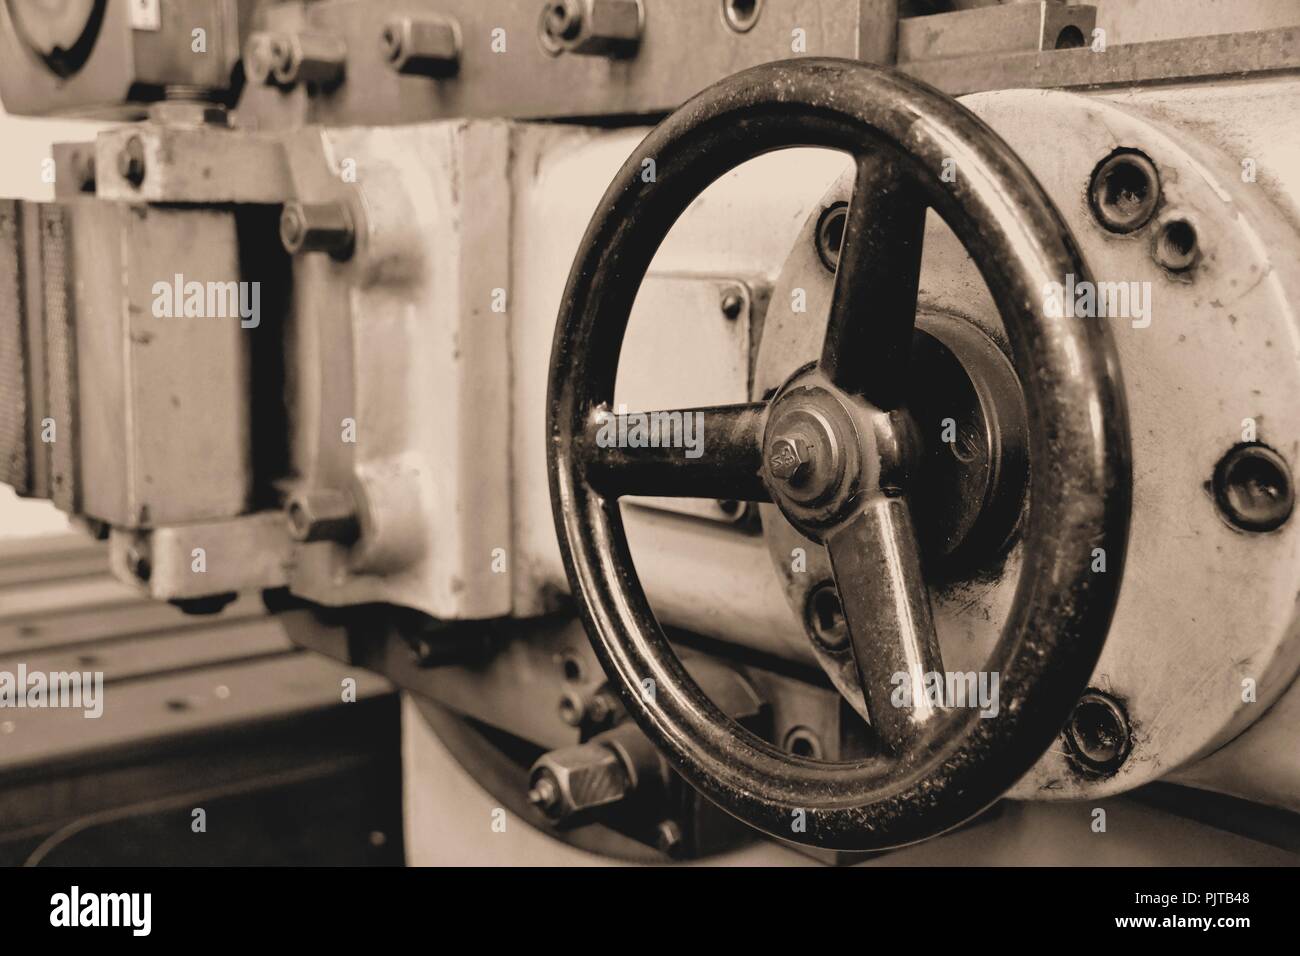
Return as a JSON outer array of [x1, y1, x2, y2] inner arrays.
[[0, 200, 28, 494], [547, 58, 1131, 850]]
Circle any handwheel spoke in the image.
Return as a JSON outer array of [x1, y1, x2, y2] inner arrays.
[[826, 496, 945, 754], [581, 401, 771, 501], [819, 155, 928, 410]]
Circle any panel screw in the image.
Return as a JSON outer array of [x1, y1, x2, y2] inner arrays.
[[280, 201, 355, 259], [117, 135, 145, 188], [1213, 443, 1294, 532], [720, 287, 744, 319]]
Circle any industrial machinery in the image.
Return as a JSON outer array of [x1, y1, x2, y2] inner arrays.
[[3, 0, 1300, 865]]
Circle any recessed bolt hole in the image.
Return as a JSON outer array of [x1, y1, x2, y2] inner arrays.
[[815, 201, 848, 272], [1089, 150, 1160, 233], [1065, 691, 1131, 774], [805, 582, 849, 652], [561, 654, 584, 682], [783, 726, 823, 760], [1154, 218, 1198, 272], [1213, 443, 1294, 532], [1054, 25, 1086, 49], [722, 0, 763, 33]]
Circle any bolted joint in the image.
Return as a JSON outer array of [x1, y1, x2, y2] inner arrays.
[[285, 488, 359, 544], [539, 0, 643, 58], [381, 16, 461, 78], [117, 135, 146, 188], [267, 31, 345, 89], [768, 434, 811, 483], [280, 201, 355, 259], [527, 742, 630, 821]]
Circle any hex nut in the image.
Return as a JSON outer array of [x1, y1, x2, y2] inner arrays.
[[280, 201, 355, 259], [285, 488, 359, 544], [527, 742, 631, 821], [271, 32, 347, 88], [381, 16, 461, 77]]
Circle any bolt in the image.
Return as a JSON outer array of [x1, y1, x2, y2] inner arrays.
[[271, 32, 347, 89], [1064, 690, 1132, 775], [381, 16, 460, 77], [655, 819, 684, 857], [768, 434, 811, 483], [527, 773, 560, 812], [539, 0, 642, 58], [280, 201, 355, 259], [124, 543, 151, 582], [720, 286, 744, 320], [1213, 443, 1294, 532], [285, 488, 359, 544], [117, 135, 145, 188]]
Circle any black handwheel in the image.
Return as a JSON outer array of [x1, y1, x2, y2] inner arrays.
[[546, 58, 1131, 851]]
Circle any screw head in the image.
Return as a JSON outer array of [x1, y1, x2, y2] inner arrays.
[[768, 435, 810, 483], [720, 287, 744, 319]]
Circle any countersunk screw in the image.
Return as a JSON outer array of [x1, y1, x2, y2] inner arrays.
[[280, 201, 355, 260], [117, 135, 145, 188], [768, 434, 811, 483], [720, 286, 744, 320]]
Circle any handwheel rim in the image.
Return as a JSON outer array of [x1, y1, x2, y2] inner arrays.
[[546, 58, 1131, 851]]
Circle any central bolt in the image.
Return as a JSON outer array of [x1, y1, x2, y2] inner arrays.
[[768, 435, 811, 483]]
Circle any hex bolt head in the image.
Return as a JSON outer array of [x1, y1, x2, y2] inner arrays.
[[280, 201, 355, 259], [381, 16, 461, 77], [539, 0, 642, 58], [768, 434, 811, 483], [271, 32, 347, 89], [527, 742, 631, 822], [285, 488, 360, 544], [117, 135, 146, 188]]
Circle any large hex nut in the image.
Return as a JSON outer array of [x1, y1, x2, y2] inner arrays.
[[381, 16, 461, 77], [527, 741, 631, 821], [285, 488, 359, 544], [539, 0, 643, 58]]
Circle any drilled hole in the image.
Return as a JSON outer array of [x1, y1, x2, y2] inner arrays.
[[815, 201, 848, 272], [722, 0, 762, 33], [805, 583, 849, 652], [1154, 218, 1198, 271]]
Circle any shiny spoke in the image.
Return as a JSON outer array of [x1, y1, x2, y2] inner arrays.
[[826, 496, 945, 753]]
